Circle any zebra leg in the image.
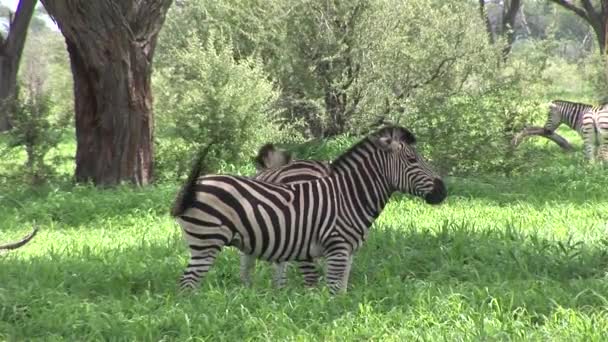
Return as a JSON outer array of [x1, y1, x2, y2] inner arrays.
[[297, 260, 320, 287], [239, 252, 256, 287], [179, 223, 231, 291], [324, 249, 353, 295], [273, 262, 289, 288], [598, 125, 608, 162], [582, 114, 597, 162], [179, 245, 224, 290]]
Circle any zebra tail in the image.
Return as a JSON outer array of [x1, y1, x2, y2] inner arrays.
[[171, 141, 216, 217]]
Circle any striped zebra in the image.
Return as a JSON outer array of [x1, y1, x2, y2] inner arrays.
[[240, 144, 331, 288], [0, 227, 38, 251], [545, 100, 608, 161], [171, 126, 447, 294]]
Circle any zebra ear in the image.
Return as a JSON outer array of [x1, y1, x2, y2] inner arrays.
[[375, 136, 402, 152], [397, 127, 416, 145]]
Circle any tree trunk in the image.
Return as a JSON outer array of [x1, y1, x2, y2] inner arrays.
[[324, 90, 347, 137], [40, 0, 173, 186], [0, 58, 17, 131], [0, 0, 38, 132], [502, 0, 521, 59], [479, 0, 495, 44]]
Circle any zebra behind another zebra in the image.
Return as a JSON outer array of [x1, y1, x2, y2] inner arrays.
[[171, 126, 447, 294], [545, 100, 608, 162], [240, 144, 331, 288]]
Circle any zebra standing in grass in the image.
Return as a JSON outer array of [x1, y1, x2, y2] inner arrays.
[[240, 144, 331, 288], [545, 100, 608, 161], [171, 126, 447, 294]]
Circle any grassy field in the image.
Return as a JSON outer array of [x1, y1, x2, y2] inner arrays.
[[1, 129, 608, 341]]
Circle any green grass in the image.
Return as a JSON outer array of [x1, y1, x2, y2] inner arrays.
[[1, 128, 608, 340]]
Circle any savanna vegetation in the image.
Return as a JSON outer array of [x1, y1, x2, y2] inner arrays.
[[1, 0, 607, 340]]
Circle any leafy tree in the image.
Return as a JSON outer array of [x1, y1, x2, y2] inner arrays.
[[547, 0, 608, 94]]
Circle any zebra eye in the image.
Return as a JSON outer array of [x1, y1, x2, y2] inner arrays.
[[407, 156, 417, 163]]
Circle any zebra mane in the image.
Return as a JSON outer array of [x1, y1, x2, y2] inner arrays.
[[329, 126, 416, 170], [551, 100, 593, 109]]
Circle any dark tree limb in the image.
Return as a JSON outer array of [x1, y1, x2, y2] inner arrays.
[[548, 0, 589, 21], [0, 0, 38, 132], [0, 226, 38, 250], [502, 0, 521, 58], [548, 0, 607, 55], [511, 126, 575, 151]]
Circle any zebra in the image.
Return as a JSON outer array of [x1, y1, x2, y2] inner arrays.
[[545, 100, 608, 161], [0, 227, 38, 251], [171, 126, 447, 294], [240, 144, 331, 288]]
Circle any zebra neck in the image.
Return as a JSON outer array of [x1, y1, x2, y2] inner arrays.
[[558, 102, 592, 132], [330, 154, 393, 231]]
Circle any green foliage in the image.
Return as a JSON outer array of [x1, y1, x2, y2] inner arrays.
[[354, 0, 498, 122], [1, 139, 608, 340], [2, 84, 68, 185], [154, 33, 301, 181]]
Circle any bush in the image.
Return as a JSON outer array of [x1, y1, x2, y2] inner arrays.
[[153, 33, 301, 181], [2, 85, 67, 184], [406, 89, 539, 176]]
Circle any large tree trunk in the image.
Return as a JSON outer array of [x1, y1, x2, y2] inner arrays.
[[40, 0, 172, 186], [0, 0, 38, 132]]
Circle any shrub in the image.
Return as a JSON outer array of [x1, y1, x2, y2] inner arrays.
[[153, 33, 301, 181], [2, 85, 67, 184]]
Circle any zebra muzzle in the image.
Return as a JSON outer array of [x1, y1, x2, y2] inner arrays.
[[424, 178, 447, 205]]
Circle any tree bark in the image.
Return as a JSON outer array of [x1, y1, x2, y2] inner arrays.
[[0, 0, 38, 132], [40, 0, 173, 186]]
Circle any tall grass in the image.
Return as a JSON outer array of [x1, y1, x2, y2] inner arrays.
[[1, 127, 607, 340]]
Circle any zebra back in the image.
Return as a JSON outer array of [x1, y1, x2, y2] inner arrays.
[[253, 143, 331, 184], [547, 100, 593, 133]]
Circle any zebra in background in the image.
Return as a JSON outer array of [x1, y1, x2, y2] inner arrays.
[[240, 144, 331, 288], [171, 126, 447, 294], [545, 100, 608, 161]]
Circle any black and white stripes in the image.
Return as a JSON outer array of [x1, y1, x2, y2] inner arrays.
[[172, 126, 447, 293], [546, 100, 608, 161]]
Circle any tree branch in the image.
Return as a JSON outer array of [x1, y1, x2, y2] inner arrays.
[[548, 0, 590, 21], [5, 0, 37, 52], [511, 126, 574, 151]]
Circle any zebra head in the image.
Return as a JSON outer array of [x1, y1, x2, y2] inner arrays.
[[371, 126, 446, 205], [253, 143, 292, 172]]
